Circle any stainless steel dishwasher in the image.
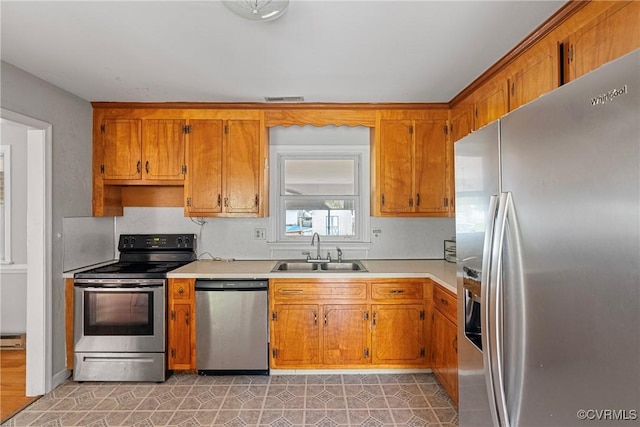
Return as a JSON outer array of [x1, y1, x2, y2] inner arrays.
[[195, 279, 269, 375]]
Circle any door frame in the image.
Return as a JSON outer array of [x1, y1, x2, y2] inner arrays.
[[1, 108, 53, 396]]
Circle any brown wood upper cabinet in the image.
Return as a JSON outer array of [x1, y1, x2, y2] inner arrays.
[[508, 46, 556, 112], [566, 1, 639, 82], [373, 111, 452, 217], [473, 80, 509, 132], [184, 119, 265, 217], [100, 118, 186, 184]]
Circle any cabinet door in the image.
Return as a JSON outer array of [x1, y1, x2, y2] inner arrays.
[[371, 304, 426, 365], [272, 304, 320, 367], [323, 304, 370, 366], [223, 120, 261, 214], [168, 278, 194, 370], [101, 118, 142, 180], [185, 120, 223, 215], [414, 120, 449, 214], [143, 119, 186, 181], [510, 50, 556, 111], [432, 308, 458, 404], [474, 81, 509, 130], [570, 1, 640, 81], [378, 120, 414, 213], [168, 302, 193, 370], [450, 106, 473, 143]]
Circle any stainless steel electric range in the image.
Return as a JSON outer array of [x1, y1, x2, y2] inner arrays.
[[73, 234, 197, 382]]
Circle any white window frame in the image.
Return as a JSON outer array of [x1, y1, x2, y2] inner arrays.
[[0, 144, 11, 264], [269, 144, 370, 247]]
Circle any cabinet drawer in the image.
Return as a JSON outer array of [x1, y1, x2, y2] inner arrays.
[[371, 281, 424, 300], [272, 281, 368, 301], [433, 285, 456, 324], [170, 280, 192, 300]]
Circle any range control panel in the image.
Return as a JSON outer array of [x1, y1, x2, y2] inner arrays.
[[118, 234, 196, 251]]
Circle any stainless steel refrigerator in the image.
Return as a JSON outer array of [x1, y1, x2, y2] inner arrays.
[[455, 49, 639, 427]]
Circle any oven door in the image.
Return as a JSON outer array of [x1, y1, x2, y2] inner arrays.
[[74, 280, 165, 353]]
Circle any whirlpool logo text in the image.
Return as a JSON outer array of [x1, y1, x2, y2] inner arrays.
[[591, 85, 628, 105]]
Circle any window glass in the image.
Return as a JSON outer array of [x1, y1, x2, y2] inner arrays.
[[283, 159, 355, 195], [284, 199, 356, 237], [269, 126, 370, 245], [280, 156, 358, 239]]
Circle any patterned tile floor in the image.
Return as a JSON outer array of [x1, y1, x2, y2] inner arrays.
[[2, 373, 458, 426]]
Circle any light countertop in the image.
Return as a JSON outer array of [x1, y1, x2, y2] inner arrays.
[[168, 259, 458, 294]]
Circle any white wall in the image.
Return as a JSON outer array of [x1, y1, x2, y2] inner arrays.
[[62, 216, 116, 272], [0, 120, 29, 334], [1, 61, 93, 378], [116, 207, 455, 260]]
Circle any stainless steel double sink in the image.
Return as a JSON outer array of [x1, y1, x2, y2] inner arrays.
[[272, 260, 368, 272]]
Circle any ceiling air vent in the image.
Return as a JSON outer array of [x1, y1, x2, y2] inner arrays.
[[264, 96, 305, 103]]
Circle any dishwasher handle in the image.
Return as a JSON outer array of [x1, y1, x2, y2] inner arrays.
[[195, 279, 268, 291]]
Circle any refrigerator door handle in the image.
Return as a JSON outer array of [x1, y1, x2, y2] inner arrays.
[[481, 194, 501, 427], [488, 192, 512, 427]]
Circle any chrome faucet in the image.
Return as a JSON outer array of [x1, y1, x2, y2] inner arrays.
[[311, 232, 321, 260], [336, 247, 343, 262]]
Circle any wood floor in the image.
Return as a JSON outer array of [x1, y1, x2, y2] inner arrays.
[[0, 349, 38, 423]]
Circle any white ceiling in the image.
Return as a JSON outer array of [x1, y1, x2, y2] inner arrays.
[[0, 1, 567, 103]]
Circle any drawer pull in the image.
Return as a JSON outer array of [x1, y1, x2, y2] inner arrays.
[[440, 298, 449, 306], [177, 287, 184, 294], [390, 289, 405, 294], [280, 289, 303, 294]]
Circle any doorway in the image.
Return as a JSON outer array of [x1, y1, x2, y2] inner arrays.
[[0, 109, 53, 398]]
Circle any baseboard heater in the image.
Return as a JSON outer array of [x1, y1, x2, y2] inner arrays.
[[0, 334, 26, 349]]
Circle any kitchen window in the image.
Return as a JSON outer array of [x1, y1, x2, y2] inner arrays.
[[269, 128, 370, 246], [0, 145, 11, 264]]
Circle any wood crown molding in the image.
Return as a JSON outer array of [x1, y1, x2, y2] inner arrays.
[[91, 102, 447, 110]]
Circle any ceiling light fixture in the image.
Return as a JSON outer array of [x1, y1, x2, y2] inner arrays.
[[222, 0, 289, 22]]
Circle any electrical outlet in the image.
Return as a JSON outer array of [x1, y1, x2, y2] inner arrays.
[[254, 228, 266, 240]]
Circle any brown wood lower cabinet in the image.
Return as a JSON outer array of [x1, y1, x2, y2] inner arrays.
[[323, 304, 370, 366], [167, 278, 196, 370], [431, 283, 459, 404], [65, 278, 75, 371], [269, 278, 432, 369], [271, 304, 321, 366], [371, 304, 426, 365]]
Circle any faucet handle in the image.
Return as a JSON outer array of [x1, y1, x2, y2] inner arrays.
[[336, 246, 343, 262], [302, 251, 311, 261], [327, 252, 332, 262]]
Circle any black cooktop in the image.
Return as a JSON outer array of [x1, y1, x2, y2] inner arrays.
[[75, 260, 192, 279], [74, 234, 197, 280]]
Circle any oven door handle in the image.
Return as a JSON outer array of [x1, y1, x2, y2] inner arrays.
[[74, 283, 164, 289]]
